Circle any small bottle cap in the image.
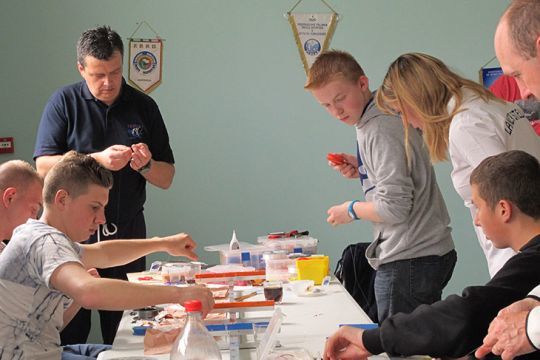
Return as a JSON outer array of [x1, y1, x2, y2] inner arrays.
[[241, 251, 251, 262], [183, 299, 202, 312]]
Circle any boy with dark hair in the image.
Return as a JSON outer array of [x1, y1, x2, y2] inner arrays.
[[324, 150, 540, 360], [305, 50, 456, 322], [0, 152, 212, 360]]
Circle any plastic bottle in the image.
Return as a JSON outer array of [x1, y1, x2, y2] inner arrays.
[[229, 229, 240, 250], [170, 300, 222, 360]]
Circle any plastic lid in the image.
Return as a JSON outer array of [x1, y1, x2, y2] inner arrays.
[[257, 308, 284, 360], [269, 250, 287, 260], [183, 299, 202, 312], [204, 242, 259, 252]]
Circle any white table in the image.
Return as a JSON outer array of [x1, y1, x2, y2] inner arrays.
[[97, 281, 421, 360]]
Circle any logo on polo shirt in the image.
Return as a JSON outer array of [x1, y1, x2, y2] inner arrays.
[[127, 124, 144, 139]]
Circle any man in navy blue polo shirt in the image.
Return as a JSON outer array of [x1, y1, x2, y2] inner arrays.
[[34, 25, 175, 345]]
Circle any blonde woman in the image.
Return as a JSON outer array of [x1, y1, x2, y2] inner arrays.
[[376, 52, 540, 278]]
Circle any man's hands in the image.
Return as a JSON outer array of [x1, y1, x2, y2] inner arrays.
[[328, 153, 359, 179], [92, 145, 132, 170], [500, 298, 540, 315], [130, 143, 152, 172], [162, 233, 198, 260], [323, 326, 372, 360], [92, 143, 152, 172], [475, 298, 540, 359]]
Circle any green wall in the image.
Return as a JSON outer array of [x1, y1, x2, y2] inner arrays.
[[1, 0, 510, 342]]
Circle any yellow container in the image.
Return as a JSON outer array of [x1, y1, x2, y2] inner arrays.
[[296, 255, 329, 285]]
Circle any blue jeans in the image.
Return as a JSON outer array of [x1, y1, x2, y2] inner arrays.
[[62, 344, 112, 360], [374, 250, 457, 322]]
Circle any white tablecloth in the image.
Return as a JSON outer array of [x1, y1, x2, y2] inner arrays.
[[97, 281, 421, 359]]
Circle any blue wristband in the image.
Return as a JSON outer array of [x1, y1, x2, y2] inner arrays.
[[348, 200, 360, 220]]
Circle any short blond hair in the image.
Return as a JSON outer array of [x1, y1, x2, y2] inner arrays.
[[0, 160, 42, 193], [305, 50, 365, 90], [376, 53, 499, 162], [44, 151, 113, 205]]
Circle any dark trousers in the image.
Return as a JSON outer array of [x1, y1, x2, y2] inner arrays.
[[61, 213, 146, 345]]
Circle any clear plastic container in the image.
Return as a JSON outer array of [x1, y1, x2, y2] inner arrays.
[[170, 300, 222, 360], [161, 262, 202, 284], [265, 252, 295, 282], [204, 243, 270, 269], [257, 236, 318, 255], [248, 246, 270, 269]]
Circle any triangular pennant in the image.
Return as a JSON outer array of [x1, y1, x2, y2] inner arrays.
[[288, 12, 338, 75], [128, 39, 163, 94]]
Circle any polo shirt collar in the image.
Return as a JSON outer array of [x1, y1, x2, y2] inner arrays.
[[80, 78, 129, 105]]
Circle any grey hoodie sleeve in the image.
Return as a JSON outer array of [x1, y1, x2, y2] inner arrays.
[[358, 115, 414, 224]]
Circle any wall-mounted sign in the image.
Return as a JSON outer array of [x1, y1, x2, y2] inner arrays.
[[286, 0, 338, 75], [128, 39, 163, 93], [480, 67, 503, 88]]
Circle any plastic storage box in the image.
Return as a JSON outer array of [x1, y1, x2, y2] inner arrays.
[[204, 243, 270, 269], [264, 252, 295, 282], [161, 262, 202, 284], [256, 236, 318, 255]]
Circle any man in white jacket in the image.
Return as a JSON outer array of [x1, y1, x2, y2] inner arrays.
[[495, 0, 540, 102], [477, 1, 540, 358]]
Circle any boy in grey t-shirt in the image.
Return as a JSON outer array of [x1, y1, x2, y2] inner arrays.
[[0, 152, 213, 359]]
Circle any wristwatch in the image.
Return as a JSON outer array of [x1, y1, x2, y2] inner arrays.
[[348, 200, 360, 220], [138, 159, 152, 174]]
